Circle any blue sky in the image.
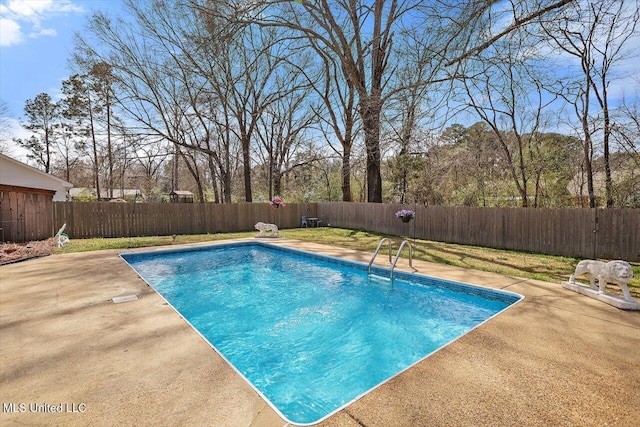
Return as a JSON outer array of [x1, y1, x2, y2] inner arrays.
[[1, 0, 638, 162], [1, 0, 122, 149]]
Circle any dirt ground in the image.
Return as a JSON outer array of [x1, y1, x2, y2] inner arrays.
[[0, 238, 57, 265]]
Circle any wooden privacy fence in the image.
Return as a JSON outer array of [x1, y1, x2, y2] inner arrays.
[[52, 201, 638, 261], [1, 185, 55, 243], [53, 202, 317, 239], [318, 203, 640, 261]]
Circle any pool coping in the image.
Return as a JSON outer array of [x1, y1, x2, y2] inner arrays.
[[2, 237, 639, 426], [119, 240, 524, 426]]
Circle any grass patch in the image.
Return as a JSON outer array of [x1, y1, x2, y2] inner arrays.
[[55, 227, 639, 293], [55, 232, 255, 253]]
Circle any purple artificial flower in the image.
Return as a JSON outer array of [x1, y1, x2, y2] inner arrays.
[[269, 197, 287, 209], [395, 209, 415, 220]]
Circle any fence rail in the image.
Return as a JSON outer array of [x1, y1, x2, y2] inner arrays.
[[48, 202, 639, 261]]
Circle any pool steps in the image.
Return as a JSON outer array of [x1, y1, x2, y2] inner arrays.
[[368, 238, 417, 284]]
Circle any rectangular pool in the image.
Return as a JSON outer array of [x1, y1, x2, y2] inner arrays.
[[121, 241, 522, 425]]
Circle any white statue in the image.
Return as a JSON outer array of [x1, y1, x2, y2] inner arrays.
[[569, 260, 634, 301], [254, 221, 279, 237], [55, 223, 70, 248]]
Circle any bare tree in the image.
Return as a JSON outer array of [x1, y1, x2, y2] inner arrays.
[[443, 0, 574, 67], [215, 0, 576, 203], [227, 0, 413, 202], [50, 123, 82, 183], [214, 24, 292, 202], [614, 96, 640, 164], [59, 0, 601, 205], [130, 134, 171, 200], [541, 0, 640, 207], [254, 61, 316, 199], [459, 30, 560, 207], [383, 44, 442, 204], [303, 38, 360, 202], [76, 0, 231, 200], [77, 0, 303, 203]]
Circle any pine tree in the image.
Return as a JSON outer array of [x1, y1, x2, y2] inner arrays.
[[61, 74, 101, 198], [16, 93, 59, 172]]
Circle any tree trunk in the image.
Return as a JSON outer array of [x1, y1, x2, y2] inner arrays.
[[602, 92, 614, 207], [65, 152, 70, 183], [172, 144, 179, 192], [106, 94, 114, 199], [273, 170, 282, 198], [44, 129, 51, 173], [583, 132, 596, 208], [86, 91, 101, 201], [517, 145, 529, 208], [207, 154, 220, 203], [361, 98, 383, 203], [580, 81, 596, 208], [241, 134, 252, 202], [223, 170, 232, 203], [342, 143, 352, 202]]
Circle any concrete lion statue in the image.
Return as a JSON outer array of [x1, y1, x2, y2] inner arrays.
[[569, 260, 634, 301], [254, 222, 279, 237]]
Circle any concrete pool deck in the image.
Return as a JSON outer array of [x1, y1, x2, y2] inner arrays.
[[1, 238, 638, 426]]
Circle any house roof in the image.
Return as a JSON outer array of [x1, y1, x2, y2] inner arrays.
[[0, 153, 73, 190]]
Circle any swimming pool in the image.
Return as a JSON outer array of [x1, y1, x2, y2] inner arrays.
[[121, 241, 522, 425]]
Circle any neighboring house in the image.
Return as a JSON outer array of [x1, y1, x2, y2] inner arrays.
[[98, 188, 143, 201], [0, 153, 73, 242], [0, 153, 72, 201], [68, 187, 98, 201], [69, 187, 144, 202]]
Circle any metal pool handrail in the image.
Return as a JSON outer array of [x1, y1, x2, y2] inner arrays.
[[390, 240, 417, 282], [368, 238, 392, 276]]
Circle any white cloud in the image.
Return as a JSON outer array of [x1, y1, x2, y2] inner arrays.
[[2, 0, 53, 16], [0, 17, 22, 46], [1, 0, 83, 17], [29, 27, 57, 38], [0, 0, 83, 47]]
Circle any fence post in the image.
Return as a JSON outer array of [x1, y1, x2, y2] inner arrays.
[[593, 209, 599, 260]]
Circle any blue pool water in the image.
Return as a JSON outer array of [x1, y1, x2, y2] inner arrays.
[[121, 242, 521, 425]]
